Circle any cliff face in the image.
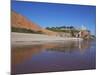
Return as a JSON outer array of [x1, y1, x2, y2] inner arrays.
[[11, 11, 57, 35], [11, 11, 42, 31]]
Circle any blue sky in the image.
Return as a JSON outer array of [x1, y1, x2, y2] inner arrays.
[[11, 1, 96, 35]]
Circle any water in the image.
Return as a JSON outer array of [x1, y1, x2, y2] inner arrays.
[[11, 40, 96, 74]]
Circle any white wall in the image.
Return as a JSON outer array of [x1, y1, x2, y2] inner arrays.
[[20, 0, 96, 5]]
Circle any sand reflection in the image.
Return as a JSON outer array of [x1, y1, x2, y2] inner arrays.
[[12, 41, 90, 65]]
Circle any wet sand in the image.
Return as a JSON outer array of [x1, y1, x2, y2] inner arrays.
[[11, 32, 83, 46]]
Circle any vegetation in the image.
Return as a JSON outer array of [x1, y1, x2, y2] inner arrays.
[[46, 26, 75, 29], [46, 26, 80, 37], [11, 27, 43, 34]]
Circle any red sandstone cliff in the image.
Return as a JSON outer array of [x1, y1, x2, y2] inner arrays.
[[11, 11, 57, 35]]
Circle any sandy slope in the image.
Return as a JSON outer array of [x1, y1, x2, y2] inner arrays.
[[11, 11, 58, 36]]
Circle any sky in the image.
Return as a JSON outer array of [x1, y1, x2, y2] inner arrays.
[[11, 1, 96, 35]]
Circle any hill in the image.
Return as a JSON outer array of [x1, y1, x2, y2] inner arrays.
[[11, 11, 57, 35]]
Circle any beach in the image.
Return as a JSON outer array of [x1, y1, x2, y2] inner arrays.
[[11, 33, 96, 74], [11, 32, 83, 46]]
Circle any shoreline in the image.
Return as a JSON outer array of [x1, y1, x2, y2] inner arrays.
[[11, 32, 83, 46]]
